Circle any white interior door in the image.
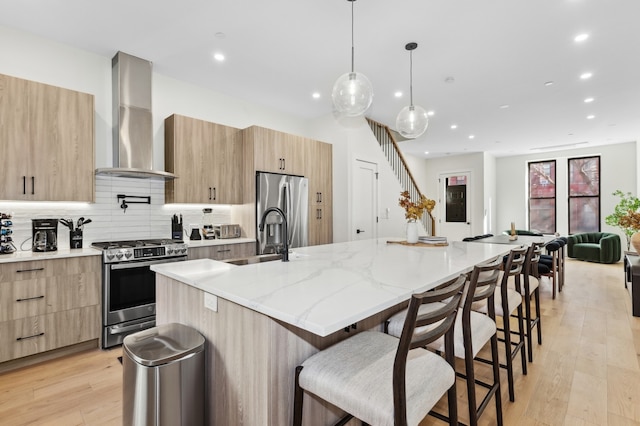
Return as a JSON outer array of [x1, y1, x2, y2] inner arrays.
[[437, 172, 472, 241], [352, 159, 378, 241]]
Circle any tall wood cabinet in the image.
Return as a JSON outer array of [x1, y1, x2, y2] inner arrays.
[[0, 73, 94, 202], [0, 256, 101, 364], [307, 142, 333, 245], [241, 126, 333, 246], [165, 114, 243, 204]]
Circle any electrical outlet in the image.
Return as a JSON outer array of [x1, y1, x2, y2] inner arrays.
[[204, 293, 218, 312]]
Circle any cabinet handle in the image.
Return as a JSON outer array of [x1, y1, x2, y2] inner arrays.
[[319, 208, 322, 219], [16, 295, 45, 302], [16, 267, 45, 273], [213, 187, 217, 201], [282, 158, 286, 170], [217, 249, 231, 253], [17, 332, 45, 341], [31, 176, 35, 195], [23, 176, 26, 195], [209, 187, 212, 200]]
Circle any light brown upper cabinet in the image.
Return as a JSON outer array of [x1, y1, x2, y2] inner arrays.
[[164, 114, 243, 204], [0, 74, 95, 202], [247, 126, 306, 176]]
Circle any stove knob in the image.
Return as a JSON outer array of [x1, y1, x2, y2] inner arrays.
[[116, 252, 124, 259], [124, 252, 132, 259], [167, 248, 174, 254], [106, 253, 115, 260], [180, 247, 186, 254]]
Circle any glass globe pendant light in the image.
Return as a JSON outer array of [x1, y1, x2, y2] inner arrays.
[[331, 0, 373, 117], [396, 42, 429, 139]]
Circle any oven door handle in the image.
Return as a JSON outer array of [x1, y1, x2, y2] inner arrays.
[[109, 319, 156, 335], [109, 257, 186, 270]]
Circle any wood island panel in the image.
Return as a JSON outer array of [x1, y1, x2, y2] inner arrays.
[[156, 275, 404, 425]]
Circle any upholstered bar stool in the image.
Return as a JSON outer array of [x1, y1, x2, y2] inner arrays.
[[293, 274, 467, 426], [512, 242, 543, 362], [385, 257, 504, 426], [539, 240, 561, 298], [472, 245, 528, 402]]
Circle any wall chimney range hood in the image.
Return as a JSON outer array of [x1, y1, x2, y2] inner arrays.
[[95, 51, 176, 180]]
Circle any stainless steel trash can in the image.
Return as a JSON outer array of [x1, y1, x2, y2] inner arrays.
[[122, 323, 205, 426]]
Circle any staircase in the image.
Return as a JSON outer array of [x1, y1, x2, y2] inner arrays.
[[366, 118, 435, 236]]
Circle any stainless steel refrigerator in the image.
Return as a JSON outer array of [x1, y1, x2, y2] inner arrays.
[[256, 172, 308, 255]]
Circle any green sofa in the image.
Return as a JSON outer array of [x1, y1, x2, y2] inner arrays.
[[567, 232, 621, 264]]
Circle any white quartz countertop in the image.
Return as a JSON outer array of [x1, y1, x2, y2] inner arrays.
[[0, 247, 101, 263], [151, 238, 512, 337]]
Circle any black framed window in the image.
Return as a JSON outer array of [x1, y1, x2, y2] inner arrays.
[[528, 160, 556, 234], [568, 156, 600, 233]]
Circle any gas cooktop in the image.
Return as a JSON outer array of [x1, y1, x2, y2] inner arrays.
[[92, 239, 187, 263]]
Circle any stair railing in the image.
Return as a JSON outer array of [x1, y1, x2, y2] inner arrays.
[[366, 118, 435, 236]]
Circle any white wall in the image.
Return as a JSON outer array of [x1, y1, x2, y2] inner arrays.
[[495, 141, 638, 239]]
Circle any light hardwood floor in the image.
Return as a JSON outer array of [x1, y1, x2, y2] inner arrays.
[[0, 258, 639, 425]]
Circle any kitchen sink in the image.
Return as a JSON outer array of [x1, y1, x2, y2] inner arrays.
[[223, 253, 283, 266]]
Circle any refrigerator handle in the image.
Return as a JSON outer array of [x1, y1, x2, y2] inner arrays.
[[283, 182, 292, 245]]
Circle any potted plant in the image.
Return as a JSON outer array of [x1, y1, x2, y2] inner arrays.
[[605, 190, 640, 251], [398, 191, 435, 243]]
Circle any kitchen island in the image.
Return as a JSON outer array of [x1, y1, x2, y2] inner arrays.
[[151, 238, 511, 425]]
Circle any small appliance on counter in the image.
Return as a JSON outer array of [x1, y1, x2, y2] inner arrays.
[[202, 208, 215, 240], [189, 224, 202, 240], [32, 219, 58, 252], [0, 212, 16, 254], [213, 224, 241, 239]]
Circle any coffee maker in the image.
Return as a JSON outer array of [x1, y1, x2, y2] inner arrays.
[[32, 219, 58, 252]]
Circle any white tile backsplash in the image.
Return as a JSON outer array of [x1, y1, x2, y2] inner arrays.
[[0, 175, 232, 251]]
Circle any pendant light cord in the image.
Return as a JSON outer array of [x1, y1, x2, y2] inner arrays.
[[350, 0, 355, 73], [409, 49, 414, 107]]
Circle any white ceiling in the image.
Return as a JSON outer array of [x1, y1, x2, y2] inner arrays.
[[1, 0, 639, 158]]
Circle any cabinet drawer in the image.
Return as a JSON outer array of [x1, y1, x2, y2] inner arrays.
[[0, 305, 100, 363], [187, 243, 256, 261], [0, 272, 101, 322], [0, 256, 100, 283]]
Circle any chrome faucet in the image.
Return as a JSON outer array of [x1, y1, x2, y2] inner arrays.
[[258, 207, 289, 261]]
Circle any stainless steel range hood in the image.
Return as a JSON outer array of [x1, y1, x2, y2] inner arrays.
[[96, 51, 176, 180]]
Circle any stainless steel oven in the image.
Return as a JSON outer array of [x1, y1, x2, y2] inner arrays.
[[92, 239, 187, 348]]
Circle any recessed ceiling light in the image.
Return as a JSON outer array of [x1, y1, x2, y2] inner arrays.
[[574, 33, 589, 42], [584, 97, 594, 103], [450, 124, 458, 130], [499, 104, 510, 109], [444, 77, 455, 83], [586, 115, 595, 119], [468, 135, 475, 139], [544, 81, 554, 86], [424, 151, 429, 155], [427, 111, 435, 116], [580, 72, 593, 80], [394, 91, 403, 98], [213, 53, 225, 62], [312, 92, 321, 99], [214, 32, 226, 39]]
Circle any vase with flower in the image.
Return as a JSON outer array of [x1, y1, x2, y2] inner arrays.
[[398, 191, 435, 244], [605, 190, 640, 251]]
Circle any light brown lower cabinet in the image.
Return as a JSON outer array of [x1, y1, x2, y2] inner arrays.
[[187, 242, 256, 261], [0, 306, 100, 363], [0, 256, 101, 364]]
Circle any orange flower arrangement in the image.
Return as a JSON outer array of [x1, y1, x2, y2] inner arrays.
[[619, 210, 640, 232], [398, 191, 435, 221]]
